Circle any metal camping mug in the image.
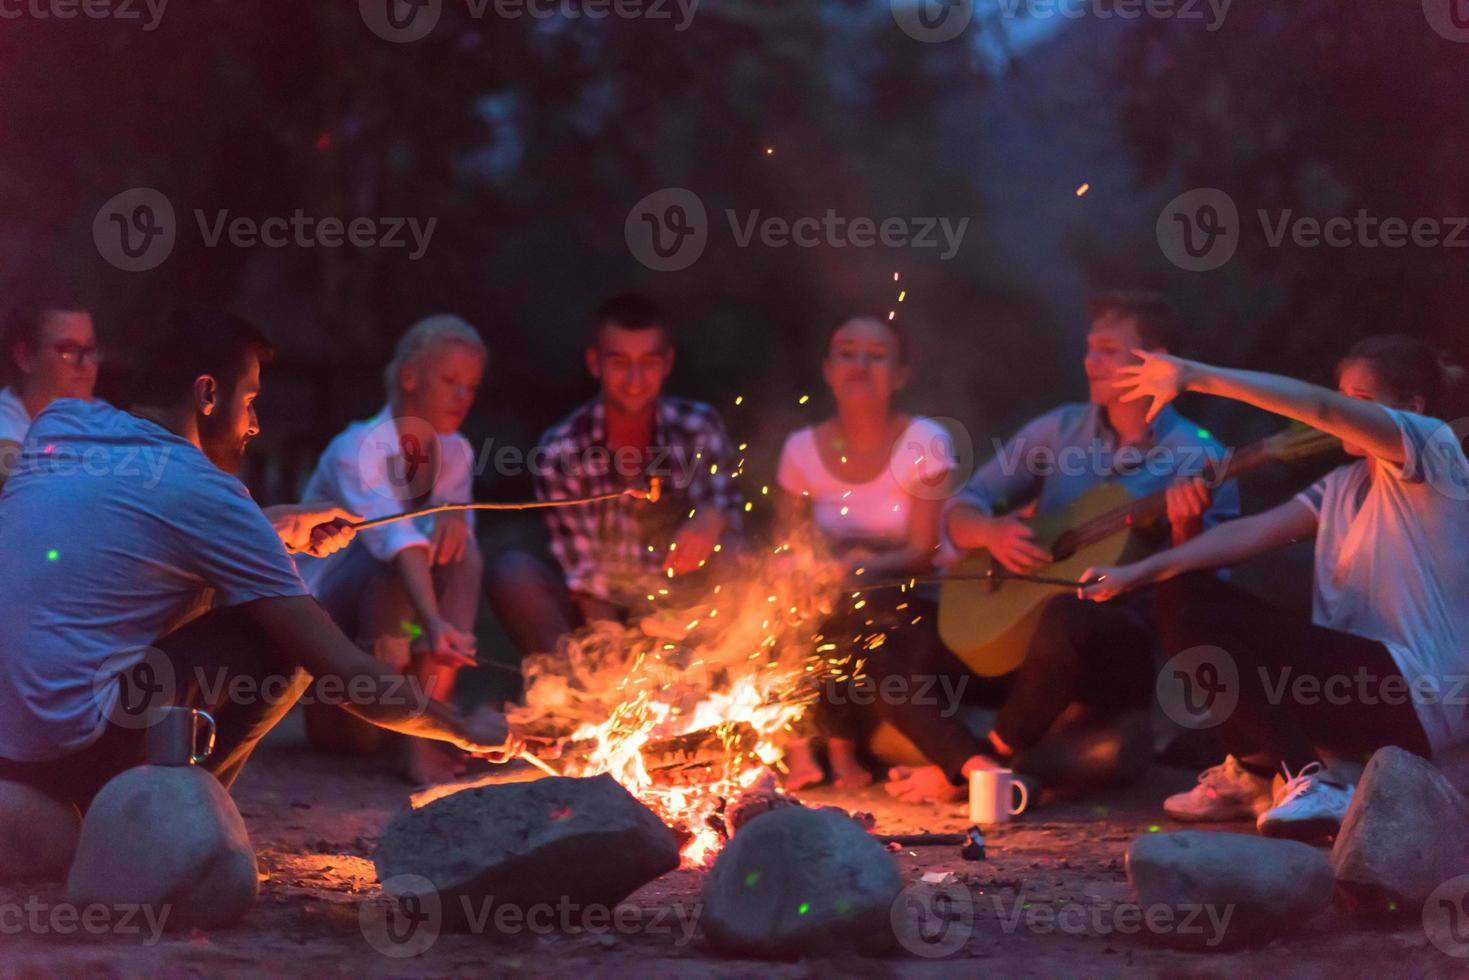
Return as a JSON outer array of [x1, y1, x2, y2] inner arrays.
[[145, 706, 217, 766]]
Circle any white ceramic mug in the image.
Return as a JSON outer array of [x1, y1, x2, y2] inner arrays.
[[969, 768, 1029, 825]]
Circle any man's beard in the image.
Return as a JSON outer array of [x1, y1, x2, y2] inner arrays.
[[198, 413, 248, 474]]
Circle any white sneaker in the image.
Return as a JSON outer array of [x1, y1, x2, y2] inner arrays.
[[1257, 762, 1354, 841], [1164, 755, 1275, 822]]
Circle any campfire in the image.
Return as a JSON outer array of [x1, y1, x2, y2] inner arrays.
[[417, 532, 886, 866]]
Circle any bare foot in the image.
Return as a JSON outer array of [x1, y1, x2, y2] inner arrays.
[[884, 765, 965, 804], [828, 738, 874, 789], [782, 739, 825, 790]]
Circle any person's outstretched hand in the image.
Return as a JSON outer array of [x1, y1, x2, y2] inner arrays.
[[1114, 350, 1194, 423], [413, 616, 477, 668], [449, 707, 521, 762], [1077, 563, 1149, 603]]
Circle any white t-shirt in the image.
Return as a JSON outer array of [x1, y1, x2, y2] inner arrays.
[[1295, 408, 1469, 753], [0, 399, 309, 762], [295, 406, 476, 594], [777, 416, 956, 546], [0, 385, 31, 444]]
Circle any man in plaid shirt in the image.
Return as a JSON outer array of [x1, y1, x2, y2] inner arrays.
[[486, 293, 744, 656]]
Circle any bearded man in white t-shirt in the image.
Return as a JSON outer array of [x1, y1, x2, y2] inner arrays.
[[0, 308, 517, 811]]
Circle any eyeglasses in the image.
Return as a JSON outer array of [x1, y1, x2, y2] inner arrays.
[[50, 343, 103, 366]]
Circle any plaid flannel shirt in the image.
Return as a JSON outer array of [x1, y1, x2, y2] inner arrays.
[[535, 397, 744, 604]]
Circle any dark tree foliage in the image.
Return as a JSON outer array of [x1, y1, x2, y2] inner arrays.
[[1087, 0, 1468, 379]]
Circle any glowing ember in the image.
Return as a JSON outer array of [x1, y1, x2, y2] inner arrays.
[[506, 532, 846, 866]]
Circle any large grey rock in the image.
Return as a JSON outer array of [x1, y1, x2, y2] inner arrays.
[[67, 766, 258, 930], [1332, 746, 1469, 916], [1127, 831, 1333, 949], [375, 773, 679, 932], [701, 806, 901, 958], [0, 780, 81, 881]]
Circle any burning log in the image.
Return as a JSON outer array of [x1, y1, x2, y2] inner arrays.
[[644, 723, 757, 774]]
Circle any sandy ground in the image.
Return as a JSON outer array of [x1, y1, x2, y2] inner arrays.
[[1, 711, 1459, 979]]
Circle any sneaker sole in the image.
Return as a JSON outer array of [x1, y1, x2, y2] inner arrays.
[[1163, 805, 1257, 823], [1258, 815, 1340, 841]]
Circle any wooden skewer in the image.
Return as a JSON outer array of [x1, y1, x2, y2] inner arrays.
[[348, 477, 661, 531], [860, 568, 1103, 592], [877, 832, 967, 846]]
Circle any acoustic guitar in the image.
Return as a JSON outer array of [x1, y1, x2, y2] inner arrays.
[[937, 425, 1340, 677]]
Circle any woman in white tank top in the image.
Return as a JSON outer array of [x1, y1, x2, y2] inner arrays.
[[776, 316, 956, 790]]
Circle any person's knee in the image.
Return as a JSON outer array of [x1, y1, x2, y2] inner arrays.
[[1157, 598, 1237, 647], [1029, 594, 1092, 655], [485, 549, 558, 604], [486, 549, 537, 587]]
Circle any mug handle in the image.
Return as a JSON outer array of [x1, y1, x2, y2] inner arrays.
[[191, 709, 217, 765], [1009, 778, 1029, 816]]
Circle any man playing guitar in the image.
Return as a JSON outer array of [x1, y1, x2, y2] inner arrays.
[[883, 292, 1240, 803]]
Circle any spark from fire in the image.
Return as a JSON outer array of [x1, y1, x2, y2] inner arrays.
[[503, 531, 851, 866]]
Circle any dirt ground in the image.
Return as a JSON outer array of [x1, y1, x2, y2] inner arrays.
[[1, 711, 1459, 979]]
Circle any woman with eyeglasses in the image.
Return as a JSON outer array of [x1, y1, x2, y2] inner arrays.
[[0, 297, 100, 489]]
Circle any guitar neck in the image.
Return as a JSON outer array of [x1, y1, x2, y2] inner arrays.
[[1065, 433, 1320, 550]]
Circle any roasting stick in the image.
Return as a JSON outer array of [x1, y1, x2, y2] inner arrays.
[[516, 750, 561, 777], [860, 568, 1104, 591], [348, 478, 662, 532]]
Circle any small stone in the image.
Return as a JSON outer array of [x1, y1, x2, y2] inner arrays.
[[374, 774, 679, 932], [67, 766, 258, 930], [0, 780, 81, 881], [701, 806, 901, 958], [1127, 831, 1333, 949], [1332, 747, 1469, 917]]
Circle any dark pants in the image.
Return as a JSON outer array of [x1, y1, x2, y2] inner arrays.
[[0, 604, 309, 812], [864, 593, 1156, 782], [1154, 573, 1432, 770], [484, 550, 630, 658], [801, 595, 946, 745]]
